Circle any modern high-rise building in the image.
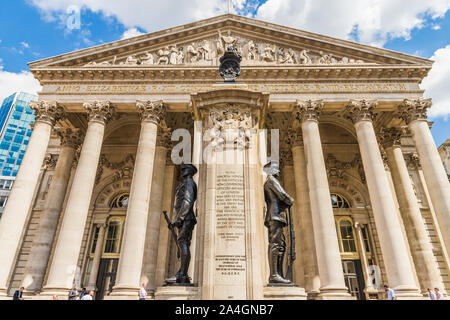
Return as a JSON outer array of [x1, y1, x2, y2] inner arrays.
[[0, 92, 37, 217]]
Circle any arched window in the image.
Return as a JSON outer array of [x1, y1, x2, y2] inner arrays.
[[104, 219, 123, 254], [331, 193, 350, 208], [110, 193, 129, 208], [339, 219, 357, 253]]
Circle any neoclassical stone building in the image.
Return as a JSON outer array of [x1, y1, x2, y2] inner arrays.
[[0, 14, 449, 300]]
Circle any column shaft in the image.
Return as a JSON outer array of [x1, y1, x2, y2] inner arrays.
[[141, 145, 168, 292], [282, 165, 305, 287], [22, 129, 81, 293], [43, 101, 113, 296], [292, 144, 321, 294], [154, 165, 177, 287], [348, 100, 420, 298], [0, 101, 63, 297], [87, 224, 107, 290], [384, 141, 444, 293], [302, 120, 349, 297], [111, 100, 165, 297], [410, 120, 450, 259]]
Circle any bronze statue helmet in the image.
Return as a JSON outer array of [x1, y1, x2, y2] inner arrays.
[[263, 161, 280, 177], [181, 163, 198, 176]]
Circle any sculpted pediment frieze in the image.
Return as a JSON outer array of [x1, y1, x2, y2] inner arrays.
[[81, 31, 369, 68]]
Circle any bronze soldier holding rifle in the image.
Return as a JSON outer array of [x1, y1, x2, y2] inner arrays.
[[263, 161, 295, 284], [164, 164, 198, 285]]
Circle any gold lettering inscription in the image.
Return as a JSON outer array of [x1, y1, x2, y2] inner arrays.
[[51, 83, 410, 94]]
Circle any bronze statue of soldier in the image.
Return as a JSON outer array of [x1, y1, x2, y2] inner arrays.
[[165, 164, 198, 285], [263, 161, 295, 284]]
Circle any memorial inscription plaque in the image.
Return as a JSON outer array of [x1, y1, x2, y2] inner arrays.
[[214, 164, 247, 299]]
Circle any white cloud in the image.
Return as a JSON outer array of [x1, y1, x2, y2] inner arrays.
[[121, 28, 144, 40], [421, 45, 450, 119], [28, 0, 450, 46], [256, 0, 450, 46], [28, 0, 228, 33], [21, 42, 30, 48], [0, 67, 42, 104]]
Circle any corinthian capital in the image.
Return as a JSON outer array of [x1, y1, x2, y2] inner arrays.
[[378, 127, 402, 149], [55, 127, 85, 149], [398, 98, 431, 124], [137, 100, 166, 124], [345, 99, 377, 124], [84, 101, 115, 124], [30, 101, 65, 126], [293, 100, 324, 122]]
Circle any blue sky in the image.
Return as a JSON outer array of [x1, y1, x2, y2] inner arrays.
[[0, 0, 448, 145]]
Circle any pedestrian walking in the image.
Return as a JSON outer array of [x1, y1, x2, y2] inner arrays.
[[427, 288, 436, 300], [12, 287, 24, 300], [139, 283, 147, 300], [79, 287, 87, 299], [68, 286, 78, 300], [81, 290, 94, 300], [384, 285, 396, 300], [434, 288, 443, 300]]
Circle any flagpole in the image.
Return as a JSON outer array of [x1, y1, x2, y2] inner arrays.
[[228, 0, 231, 14]]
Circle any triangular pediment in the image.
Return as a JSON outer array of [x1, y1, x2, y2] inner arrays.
[[29, 14, 432, 71]]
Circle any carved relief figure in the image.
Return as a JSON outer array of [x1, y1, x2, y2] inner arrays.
[[247, 40, 258, 60], [198, 41, 212, 61], [262, 44, 276, 62], [219, 30, 237, 49], [318, 51, 333, 64], [299, 49, 312, 64], [280, 48, 297, 64], [140, 51, 154, 65], [186, 43, 198, 63], [122, 55, 138, 65], [157, 46, 171, 65], [169, 46, 178, 65], [176, 48, 185, 65]]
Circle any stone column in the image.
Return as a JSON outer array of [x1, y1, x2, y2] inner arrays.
[[346, 100, 421, 299], [293, 100, 351, 299], [290, 128, 321, 296], [380, 127, 445, 294], [354, 221, 376, 297], [42, 101, 114, 297], [86, 223, 107, 291], [154, 164, 177, 287], [190, 119, 202, 283], [22, 128, 84, 293], [110, 100, 166, 299], [0, 101, 64, 298], [281, 158, 305, 287], [141, 126, 171, 293], [399, 99, 450, 262]]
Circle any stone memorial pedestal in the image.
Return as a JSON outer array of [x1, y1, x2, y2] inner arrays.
[[264, 285, 307, 300], [155, 285, 200, 300], [189, 85, 306, 300]]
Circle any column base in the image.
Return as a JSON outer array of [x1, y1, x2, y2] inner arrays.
[[0, 289, 9, 300], [393, 286, 424, 300], [104, 286, 140, 300], [39, 287, 71, 300], [316, 287, 355, 300], [155, 286, 200, 300], [263, 285, 307, 300]]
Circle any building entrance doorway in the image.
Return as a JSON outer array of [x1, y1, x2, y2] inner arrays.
[[95, 258, 119, 300], [342, 259, 366, 300]]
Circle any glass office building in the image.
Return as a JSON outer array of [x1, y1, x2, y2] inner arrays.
[[0, 92, 37, 216]]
